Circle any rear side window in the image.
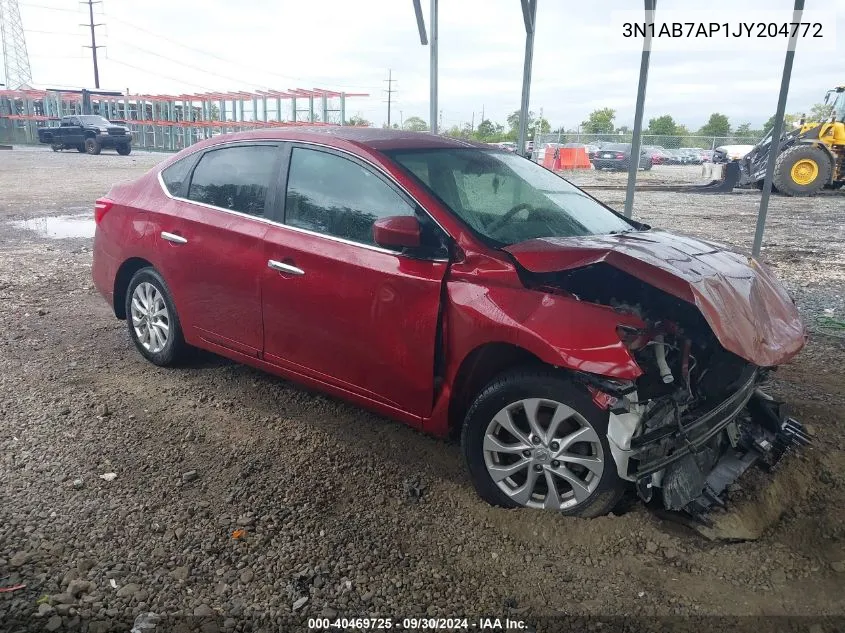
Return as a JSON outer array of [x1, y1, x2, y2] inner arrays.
[[160, 158, 193, 197], [187, 145, 277, 217], [285, 147, 415, 245]]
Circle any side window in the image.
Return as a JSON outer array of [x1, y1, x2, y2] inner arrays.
[[67, 117, 80, 126], [285, 147, 414, 245], [160, 157, 194, 197], [187, 145, 277, 217]]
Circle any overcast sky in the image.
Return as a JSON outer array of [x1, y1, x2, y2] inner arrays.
[[14, 0, 845, 130]]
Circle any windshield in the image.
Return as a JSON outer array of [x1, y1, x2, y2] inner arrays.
[[78, 115, 112, 126], [386, 148, 636, 246]]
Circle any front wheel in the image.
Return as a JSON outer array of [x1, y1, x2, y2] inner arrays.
[[772, 144, 832, 196], [84, 137, 101, 155], [461, 368, 625, 518], [116, 143, 131, 156], [125, 268, 187, 367]]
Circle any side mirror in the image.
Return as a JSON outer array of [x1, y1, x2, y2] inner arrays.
[[373, 215, 421, 249]]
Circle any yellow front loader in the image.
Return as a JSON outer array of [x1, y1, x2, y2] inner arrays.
[[737, 86, 845, 196]]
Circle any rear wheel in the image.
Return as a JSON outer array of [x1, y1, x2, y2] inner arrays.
[[461, 368, 625, 518], [50, 143, 62, 152], [125, 268, 187, 367], [84, 137, 101, 155], [772, 144, 832, 196], [116, 143, 131, 156]]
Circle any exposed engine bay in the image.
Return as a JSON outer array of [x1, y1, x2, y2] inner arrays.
[[531, 262, 809, 519]]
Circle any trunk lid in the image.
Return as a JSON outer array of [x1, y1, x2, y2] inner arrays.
[[504, 230, 806, 367]]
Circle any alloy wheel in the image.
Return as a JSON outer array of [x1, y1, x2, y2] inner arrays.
[[483, 398, 604, 510], [130, 282, 170, 354]]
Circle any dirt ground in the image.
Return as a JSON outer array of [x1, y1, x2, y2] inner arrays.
[[1, 146, 844, 632]]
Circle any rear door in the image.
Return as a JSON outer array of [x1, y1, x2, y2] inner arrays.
[[157, 142, 283, 357], [260, 144, 449, 417]]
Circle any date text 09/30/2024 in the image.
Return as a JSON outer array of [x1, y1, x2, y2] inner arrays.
[[307, 617, 529, 630]]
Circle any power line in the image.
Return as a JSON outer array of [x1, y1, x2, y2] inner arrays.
[[105, 14, 381, 92], [106, 57, 214, 91], [18, 2, 81, 12], [383, 69, 396, 127], [116, 41, 266, 90]]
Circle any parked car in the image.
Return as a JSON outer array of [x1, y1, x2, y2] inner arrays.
[[585, 144, 599, 160], [92, 128, 805, 517], [679, 148, 705, 164], [592, 143, 653, 170], [37, 115, 132, 155], [713, 145, 756, 163], [495, 142, 517, 153]]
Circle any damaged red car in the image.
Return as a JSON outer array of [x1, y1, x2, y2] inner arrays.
[[92, 128, 809, 518]]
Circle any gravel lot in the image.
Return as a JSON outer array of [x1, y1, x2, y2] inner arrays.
[[1, 146, 844, 632]]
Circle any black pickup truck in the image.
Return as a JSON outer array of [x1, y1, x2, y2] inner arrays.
[[38, 115, 132, 155]]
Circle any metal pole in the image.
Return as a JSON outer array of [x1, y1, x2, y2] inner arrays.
[[86, 0, 100, 89], [517, 0, 536, 158], [623, 0, 656, 218], [752, 0, 804, 257], [429, 0, 438, 133]]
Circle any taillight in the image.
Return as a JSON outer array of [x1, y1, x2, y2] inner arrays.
[[94, 198, 114, 225], [615, 152, 625, 159]]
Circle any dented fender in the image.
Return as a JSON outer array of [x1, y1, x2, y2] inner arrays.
[[445, 281, 645, 380]]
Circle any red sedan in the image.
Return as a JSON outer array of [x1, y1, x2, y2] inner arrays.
[[92, 128, 806, 517]]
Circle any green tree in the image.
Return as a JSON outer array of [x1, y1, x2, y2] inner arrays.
[[403, 116, 428, 132], [505, 110, 550, 139], [734, 122, 752, 136], [443, 124, 470, 139], [698, 113, 731, 137], [762, 113, 799, 133], [646, 114, 677, 136], [345, 114, 371, 127], [808, 102, 834, 122], [475, 118, 498, 140], [581, 108, 616, 134]]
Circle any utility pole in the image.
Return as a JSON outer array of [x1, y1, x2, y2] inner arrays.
[[81, 0, 103, 89], [384, 69, 397, 128]]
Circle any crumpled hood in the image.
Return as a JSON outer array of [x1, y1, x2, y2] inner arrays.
[[504, 230, 806, 367]]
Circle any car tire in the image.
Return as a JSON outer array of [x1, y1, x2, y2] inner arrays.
[[50, 143, 62, 152], [116, 143, 131, 156], [124, 267, 187, 367], [84, 137, 102, 155], [643, 161, 653, 171], [461, 368, 626, 518]]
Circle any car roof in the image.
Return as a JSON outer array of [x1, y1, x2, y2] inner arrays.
[[196, 126, 490, 152]]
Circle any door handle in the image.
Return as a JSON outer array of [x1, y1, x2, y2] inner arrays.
[[161, 231, 188, 245], [268, 259, 305, 276]]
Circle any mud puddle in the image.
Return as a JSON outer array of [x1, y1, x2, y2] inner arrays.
[[9, 213, 95, 239]]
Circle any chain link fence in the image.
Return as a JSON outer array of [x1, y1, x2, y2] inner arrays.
[[532, 133, 762, 153], [529, 133, 763, 188]]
